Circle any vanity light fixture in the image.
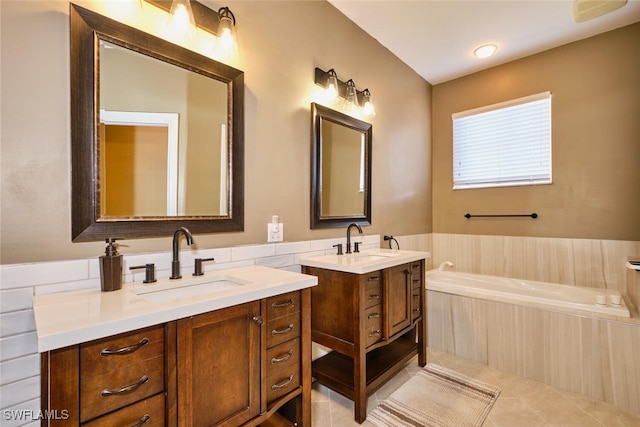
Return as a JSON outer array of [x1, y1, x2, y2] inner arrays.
[[325, 69, 339, 101], [213, 7, 238, 58], [343, 79, 359, 113], [474, 43, 497, 58], [361, 89, 376, 117], [167, 0, 197, 38], [314, 67, 376, 117], [145, 0, 239, 56]]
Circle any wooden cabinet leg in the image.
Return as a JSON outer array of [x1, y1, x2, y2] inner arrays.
[[353, 351, 367, 423]]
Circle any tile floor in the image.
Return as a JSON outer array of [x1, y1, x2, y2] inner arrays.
[[311, 348, 640, 427]]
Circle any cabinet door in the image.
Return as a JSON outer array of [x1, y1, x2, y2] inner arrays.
[[177, 302, 261, 427], [384, 263, 412, 337]]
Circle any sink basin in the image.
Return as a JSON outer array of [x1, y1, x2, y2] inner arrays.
[[133, 275, 251, 303]]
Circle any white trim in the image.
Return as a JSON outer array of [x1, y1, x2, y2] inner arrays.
[[452, 91, 551, 120], [219, 124, 228, 215], [100, 110, 179, 215]]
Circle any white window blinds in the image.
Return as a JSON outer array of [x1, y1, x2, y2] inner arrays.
[[452, 91, 552, 190]]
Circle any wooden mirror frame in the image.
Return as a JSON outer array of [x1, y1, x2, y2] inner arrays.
[[70, 4, 244, 242], [310, 102, 372, 229]]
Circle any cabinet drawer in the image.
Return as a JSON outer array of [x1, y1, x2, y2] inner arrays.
[[82, 393, 165, 427], [364, 273, 383, 309], [81, 325, 164, 378], [267, 337, 300, 373], [267, 312, 300, 348], [411, 262, 423, 288], [266, 291, 300, 320], [80, 355, 164, 422], [266, 362, 300, 404], [411, 292, 422, 320], [365, 305, 382, 347]]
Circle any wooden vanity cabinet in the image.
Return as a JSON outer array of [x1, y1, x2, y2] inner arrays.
[[41, 323, 174, 426], [304, 259, 426, 423], [42, 289, 312, 427], [177, 301, 261, 426]]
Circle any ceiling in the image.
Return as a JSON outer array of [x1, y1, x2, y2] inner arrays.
[[328, 0, 640, 85]]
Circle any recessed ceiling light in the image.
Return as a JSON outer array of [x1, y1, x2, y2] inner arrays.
[[474, 44, 497, 58]]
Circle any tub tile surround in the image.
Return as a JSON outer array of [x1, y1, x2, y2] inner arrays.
[[428, 291, 640, 415], [432, 233, 640, 308]]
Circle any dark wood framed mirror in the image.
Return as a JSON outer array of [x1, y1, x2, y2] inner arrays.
[[70, 3, 244, 242], [310, 103, 372, 229]]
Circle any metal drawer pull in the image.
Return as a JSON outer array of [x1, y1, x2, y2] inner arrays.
[[101, 375, 149, 397], [272, 324, 295, 335], [101, 337, 149, 356], [369, 330, 381, 337], [367, 312, 381, 319], [271, 299, 294, 309], [413, 308, 421, 313], [367, 276, 380, 282], [271, 375, 294, 390], [368, 294, 381, 299], [271, 350, 294, 364], [131, 414, 150, 427]]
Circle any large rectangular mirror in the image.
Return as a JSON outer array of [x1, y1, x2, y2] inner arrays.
[[310, 103, 372, 229], [71, 4, 244, 242]]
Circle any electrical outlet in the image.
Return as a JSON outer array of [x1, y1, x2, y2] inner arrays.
[[267, 222, 283, 242]]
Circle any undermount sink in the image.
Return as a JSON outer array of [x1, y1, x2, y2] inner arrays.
[[348, 255, 389, 262], [133, 275, 251, 303], [349, 252, 400, 262]]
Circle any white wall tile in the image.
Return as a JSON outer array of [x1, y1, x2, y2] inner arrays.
[[0, 289, 33, 313], [0, 333, 38, 362], [255, 255, 296, 269], [0, 398, 41, 427], [0, 376, 39, 409], [231, 244, 276, 261], [0, 260, 90, 290], [0, 354, 39, 385], [0, 311, 35, 337]]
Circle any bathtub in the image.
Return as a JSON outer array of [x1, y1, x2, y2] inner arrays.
[[426, 269, 630, 318]]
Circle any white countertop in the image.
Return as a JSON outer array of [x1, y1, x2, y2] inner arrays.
[[33, 265, 317, 353], [299, 248, 429, 274]]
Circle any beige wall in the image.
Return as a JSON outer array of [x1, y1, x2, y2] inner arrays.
[[0, 0, 432, 264], [432, 23, 640, 241]]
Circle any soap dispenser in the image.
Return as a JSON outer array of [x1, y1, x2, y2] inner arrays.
[[100, 238, 123, 292]]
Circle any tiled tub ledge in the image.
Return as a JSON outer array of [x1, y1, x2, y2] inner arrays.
[[428, 289, 640, 415]]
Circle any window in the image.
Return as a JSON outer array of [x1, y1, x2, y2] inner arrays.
[[452, 91, 552, 190]]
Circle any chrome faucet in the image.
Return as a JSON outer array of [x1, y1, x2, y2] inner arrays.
[[170, 227, 193, 279], [345, 223, 363, 254]]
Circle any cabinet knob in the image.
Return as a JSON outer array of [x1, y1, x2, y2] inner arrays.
[[252, 316, 263, 325]]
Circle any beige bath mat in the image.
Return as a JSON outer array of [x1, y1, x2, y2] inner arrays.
[[368, 363, 500, 427]]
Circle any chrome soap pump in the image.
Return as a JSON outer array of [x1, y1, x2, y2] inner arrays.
[[100, 238, 123, 292]]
